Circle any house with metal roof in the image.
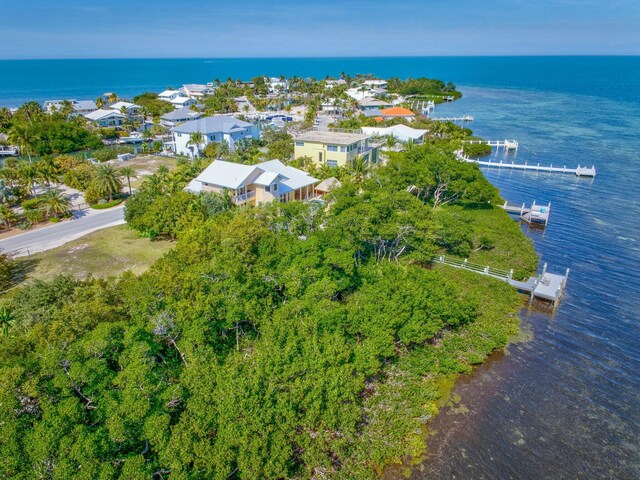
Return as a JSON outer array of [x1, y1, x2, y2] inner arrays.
[[358, 97, 393, 111], [293, 130, 380, 167], [362, 125, 428, 143], [109, 101, 142, 119], [184, 159, 319, 205], [170, 115, 256, 156], [84, 109, 125, 127], [44, 99, 97, 117], [160, 107, 202, 127]]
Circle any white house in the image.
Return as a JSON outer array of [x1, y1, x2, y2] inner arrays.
[[109, 101, 142, 118], [267, 77, 290, 94], [363, 79, 388, 90], [160, 107, 202, 127], [84, 109, 125, 127], [361, 125, 428, 143], [44, 99, 97, 116], [170, 115, 256, 156], [181, 83, 215, 98], [184, 159, 318, 205], [158, 89, 185, 101], [169, 96, 197, 109]]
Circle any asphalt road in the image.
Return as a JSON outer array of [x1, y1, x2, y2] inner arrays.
[[0, 206, 126, 257]]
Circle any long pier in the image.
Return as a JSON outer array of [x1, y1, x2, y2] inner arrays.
[[434, 255, 569, 306], [464, 139, 519, 150], [430, 115, 474, 122], [456, 151, 596, 177]]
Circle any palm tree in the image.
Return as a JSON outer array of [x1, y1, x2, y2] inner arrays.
[[215, 140, 230, 158], [108, 93, 118, 104], [119, 166, 135, 195], [0, 204, 17, 230], [0, 305, 14, 336], [187, 131, 204, 158], [94, 164, 123, 201], [142, 129, 154, 141], [18, 164, 38, 196], [8, 123, 39, 162], [41, 189, 71, 218], [36, 162, 58, 190], [96, 97, 104, 108], [349, 156, 368, 184]]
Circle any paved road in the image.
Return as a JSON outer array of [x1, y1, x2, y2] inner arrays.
[[0, 206, 126, 257]]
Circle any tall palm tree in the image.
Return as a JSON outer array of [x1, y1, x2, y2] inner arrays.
[[94, 164, 122, 201], [96, 97, 104, 108], [108, 93, 118, 104], [142, 129, 154, 141], [187, 131, 204, 158], [36, 162, 58, 190], [41, 189, 71, 218], [119, 166, 135, 195], [18, 164, 38, 196], [8, 123, 39, 162]]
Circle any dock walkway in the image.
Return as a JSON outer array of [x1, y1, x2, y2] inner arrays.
[[463, 139, 519, 150], [502, 200, 551, 226], [456, 150, 596, 177], [429, 115, 474, 122], [434, 255, 569, 306]]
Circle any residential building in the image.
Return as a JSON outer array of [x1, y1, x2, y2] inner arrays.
[[181, 83, 215, 98], [314, 177, 341, 196], [358, 97, 392, 111], [158, 89, 186, 101], [363, 79, 388, 89], [109, 101, 142, 119], [267, 77, 290, 94], [170, 115, 256, 156], [169, 96, 198, 109], [160, 107, 202, 127], [84, 109, 125, 127], [378, 107, 415, 121], [43, 99, 97, 116], [325, 79, 347, 89], [184, 159, 318, 205], [293, 130, 380, 167], [362, 125, 428, 143]]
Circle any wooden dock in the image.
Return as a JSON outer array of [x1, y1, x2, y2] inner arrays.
[[463, 139, 519, 150], [502, 200, 551, 226], [430, 115, 474, 122], [434, 255, 569, 307], [456, 151, 596, 177]]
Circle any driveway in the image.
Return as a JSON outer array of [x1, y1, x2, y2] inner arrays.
[[0, 205, 126, 257]]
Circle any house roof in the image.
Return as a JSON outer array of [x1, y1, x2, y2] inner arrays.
[[294, 130, 370, 145], [159, 89, 182, 97], [161, 107, 201, 121], [194, 161, 259, 189], [315, 177, 341, 192], [110, 101, 140, 111], [379, 107, 414, 117], [363, 108, 383, 118], [73, 100, 97, 111], [253, 171, 280, 186], [171, 97, 196, 105], [171, 115, 253, 135], [85, 109, 125, 121], [362, 125, 428, 142], [359, 97, 391, 107]]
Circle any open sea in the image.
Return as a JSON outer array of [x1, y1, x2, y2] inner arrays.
[[1, 56, 639, 478]]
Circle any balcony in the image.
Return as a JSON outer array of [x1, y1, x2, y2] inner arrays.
[[233, 190, 256, 204]]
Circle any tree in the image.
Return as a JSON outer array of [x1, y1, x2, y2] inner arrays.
[[94, 164, 122, 201], [187, 131, 204, 158], [7, 123, 39, 162], [41, 188, 71, 218], [0, 204, 17, 229], [95, 97, 104, 108], [108, 93, 118, 104], [119, 166, 135, 196]]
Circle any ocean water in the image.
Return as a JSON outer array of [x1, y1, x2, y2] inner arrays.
[[1, 56, 639, 478]]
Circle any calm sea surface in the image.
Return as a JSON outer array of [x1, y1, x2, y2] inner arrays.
[[1, 56, 639, 478]]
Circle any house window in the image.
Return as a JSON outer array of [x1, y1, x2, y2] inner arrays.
[[272, 183, 278, 191], [295, 141, 304, 147], [327, 160, 338, 167], [327, 145, 338, 152], [265, 185, 270, 192], [340, 146, 346, 152]]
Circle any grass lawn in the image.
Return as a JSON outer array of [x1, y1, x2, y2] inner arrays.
[[14, 225, 173, 284]]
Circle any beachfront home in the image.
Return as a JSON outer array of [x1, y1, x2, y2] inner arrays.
[[84, 109, 125, 127], [363, 79, 388, 90], [44, 99, 98, 116], [160, 107, 202, 127], [362, 125, 428, 143], [181, 83, 215, 98], [184, 159, 318, 204], [109, 101, 142, 119], [358, 97, 393, 111], [267, 77, 290, 94], [293, 130, 380, 167], [377, 107, 415, 121], [170, 115, 255, 156], [158, 89, 185, 101], [169, 96, 198, 109]]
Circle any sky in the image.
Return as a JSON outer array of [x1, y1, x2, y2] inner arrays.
[[0, 0, 638, 59]]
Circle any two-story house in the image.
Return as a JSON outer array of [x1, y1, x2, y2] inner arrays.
[[170, 115, 256, 157], [293, 130, 380, 167], [109, 101, 142, 119], [184, 159, 319, 205], [84, 109, 125, 127]]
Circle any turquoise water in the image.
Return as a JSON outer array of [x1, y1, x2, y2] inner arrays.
[[0, 56, 638, 106], [2, 57, 639, 478]]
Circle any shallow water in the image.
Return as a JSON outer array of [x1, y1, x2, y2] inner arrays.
[[409, 86, 640, 479]]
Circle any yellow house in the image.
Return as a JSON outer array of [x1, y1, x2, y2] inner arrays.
[[293, 130, 380, 168], [184, 159, 319, 205]]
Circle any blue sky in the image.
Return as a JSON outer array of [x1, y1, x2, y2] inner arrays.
[[1, 0, 638, 59]]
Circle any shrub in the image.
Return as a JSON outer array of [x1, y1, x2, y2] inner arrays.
[[49, 217, 61, 223], [462, 143, 492, 157], [24, 208, 45, 223], [21, 198, 41, 210], [91, 199, 123, 209], [84, 182, 103, 205]]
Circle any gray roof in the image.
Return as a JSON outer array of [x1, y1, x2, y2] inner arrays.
[[73, 100, 97, 111], [294, 130, 370, 145], [161, 107, 201, 121], [171, 115, 253, 135], [363, 109, 383, 118], [359, 97, 391, 107]]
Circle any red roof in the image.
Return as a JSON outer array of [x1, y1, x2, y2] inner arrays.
[[379, 107, 414, 117]]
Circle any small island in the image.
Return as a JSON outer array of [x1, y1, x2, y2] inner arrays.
[[0, 75, 537, 479]]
